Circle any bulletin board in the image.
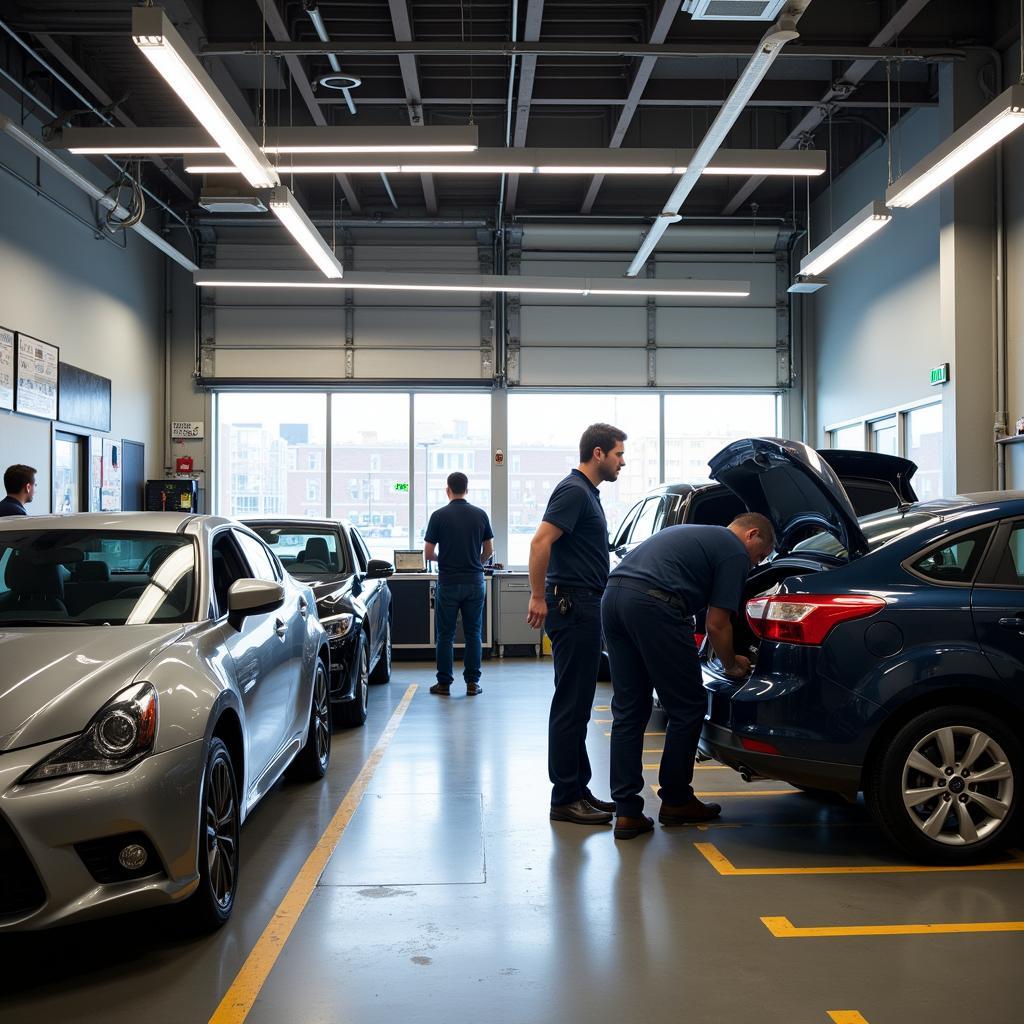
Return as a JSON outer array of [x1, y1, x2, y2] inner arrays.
[[15, 333, 59, 420], [0, 326, 13, 411]]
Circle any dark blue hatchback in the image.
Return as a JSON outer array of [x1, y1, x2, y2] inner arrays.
[[699, 438, 1023, 863]]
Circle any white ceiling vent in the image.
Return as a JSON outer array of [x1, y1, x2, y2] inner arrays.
[[683, 0, 788, 21]]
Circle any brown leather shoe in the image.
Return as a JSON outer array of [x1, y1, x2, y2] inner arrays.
[[583, 790, 615, 813], [429, 683, 451, 696], [466, 683, 483, 696], [550, 800, 613, 825], [614, 814, 655, 840], [659, 797, 722, 825]]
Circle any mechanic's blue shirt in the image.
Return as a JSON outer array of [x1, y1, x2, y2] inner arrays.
[[424, 499, 494, 584], [611, 524, 750, 614], [543, 469, 610, 592]]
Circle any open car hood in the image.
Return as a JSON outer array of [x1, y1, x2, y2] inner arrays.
[[819, 449, 918, 503], [708, 438, 869, 557]]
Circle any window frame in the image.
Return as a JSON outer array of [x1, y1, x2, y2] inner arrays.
[[901, 524, 997, 589]]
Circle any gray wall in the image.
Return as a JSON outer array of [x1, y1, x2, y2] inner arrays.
[[809, 105, 942, 441], [0, 98, 165, 512]]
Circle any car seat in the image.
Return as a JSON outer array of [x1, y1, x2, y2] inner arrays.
[[0, 554, 69, 617], [66, 560, 112, 614], [302, 536, 335, 569]]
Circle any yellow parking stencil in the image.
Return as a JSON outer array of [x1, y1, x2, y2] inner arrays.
[[828, 1013, 870, 1024], [697, 842, 1024, 876], [763, 915, 1024, 938]]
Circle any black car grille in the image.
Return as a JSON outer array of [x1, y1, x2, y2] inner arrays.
[[74, 832, 165, 884], [0, 813, 46, 917]]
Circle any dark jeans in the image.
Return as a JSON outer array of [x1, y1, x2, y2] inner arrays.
[[434, 580, 486, 686], [545, 589, 603, 807], [601, 584, 705, 818]]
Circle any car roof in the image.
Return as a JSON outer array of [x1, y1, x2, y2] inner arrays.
[[240, 517, 349, 532], [0, 512, 234, 535]]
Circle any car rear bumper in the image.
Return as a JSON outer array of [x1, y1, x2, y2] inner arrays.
[[0, 739, 204, 931], [699, 721, 861, 794]]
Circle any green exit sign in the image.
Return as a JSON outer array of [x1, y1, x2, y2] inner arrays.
[[393, 482, 410, 493], [930, 363, 949, 386]]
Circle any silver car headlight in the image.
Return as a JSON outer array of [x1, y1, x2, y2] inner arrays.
[[322, 613, 354, 639], [23, 682, 158, 782]]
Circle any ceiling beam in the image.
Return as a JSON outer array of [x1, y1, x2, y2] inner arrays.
[[387, 0, 437, 214], [200, 40, 961, 63], [721, 0, 936, 214], [32, 33, 195, 201], [581, 0, 680, 213], [255, 0, 361, 214], [505, 0, 545, 213]]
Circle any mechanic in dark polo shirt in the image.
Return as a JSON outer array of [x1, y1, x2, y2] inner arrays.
[[424, 471, 494, 697], [0, 464, 36, 516], [526, 423, 627, 826], [602, 513, 775, 839]]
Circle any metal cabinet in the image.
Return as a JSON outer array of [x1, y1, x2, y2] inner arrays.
[[387, 574, 491, 654], [492, 572, 542, 657]]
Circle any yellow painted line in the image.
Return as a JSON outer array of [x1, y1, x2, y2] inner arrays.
[[594, 718, 612, 724], [763, 915, 1024, 938], [593, 705, 610, 711], [697, 842, 1024, 877], [828, 1013, 870, 1024], [607, 730, 664, 737], [209, 684, 418, 1024]]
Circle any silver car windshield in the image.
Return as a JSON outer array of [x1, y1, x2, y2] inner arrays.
[[250, 527, 350, 579], [0, 531, 197, 626]]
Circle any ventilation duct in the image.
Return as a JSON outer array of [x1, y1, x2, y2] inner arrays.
[[683, 0, 788, 20]]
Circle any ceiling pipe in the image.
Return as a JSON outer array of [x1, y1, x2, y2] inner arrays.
[[626, 10, 804, 277]]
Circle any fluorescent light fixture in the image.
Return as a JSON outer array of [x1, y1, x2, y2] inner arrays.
[[799, 201, 892, 278], [184, 147, 825, 177], [58, 125, 479, 155], [193, 269, 749, 298], [787, 275, 828, 294], [131, 6, 280, 188], [267, 187, 344, 279], [627, 16, 800, 276], [886, 83, 1024, 208]]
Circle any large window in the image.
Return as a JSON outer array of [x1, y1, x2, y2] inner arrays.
[[664, 394, 778, 486], [507, 394, 660, 567], [217, 393, 327, 518], [331, 394, 410, 561], [906, 403, 943, 500], [414, 393, 491, 544]]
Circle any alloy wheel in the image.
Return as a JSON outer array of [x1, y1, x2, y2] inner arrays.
[[314, 662, 331, 768], [901, 725, 1014, 846], [205, 756, 238, 907]]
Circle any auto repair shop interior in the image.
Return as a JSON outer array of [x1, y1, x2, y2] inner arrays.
[[0, 1, 1022, 1022]]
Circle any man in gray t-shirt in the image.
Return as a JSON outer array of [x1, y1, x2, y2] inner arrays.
[[601, 513, 775, 840]]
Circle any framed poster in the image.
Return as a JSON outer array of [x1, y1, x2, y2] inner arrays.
[[0, 326, 13, 411], [101, 437, 122, 511], [15, 333, 59, 420]]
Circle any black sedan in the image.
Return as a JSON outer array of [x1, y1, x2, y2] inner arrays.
[[698, 438, 1023, 863], [243, 519, 393, 727]]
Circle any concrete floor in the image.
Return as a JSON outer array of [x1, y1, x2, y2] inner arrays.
[[2, 660, 1022, 1024]]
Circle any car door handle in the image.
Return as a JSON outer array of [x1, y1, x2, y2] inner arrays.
[[997, 616, 1024, 630], [275, 618, 288, 639]]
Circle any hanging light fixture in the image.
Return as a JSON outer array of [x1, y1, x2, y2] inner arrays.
[[798, 201, 892, 278]]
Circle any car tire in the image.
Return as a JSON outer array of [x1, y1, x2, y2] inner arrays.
[[289, 658, 332, 780], [336, 633, 370, 727], [867, 705, 1021, 864], [184, 736, 240, 931], [368, 618, 392, 684]]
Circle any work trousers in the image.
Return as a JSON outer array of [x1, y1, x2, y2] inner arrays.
[[434, 580, 487, 686], [601, 584, 705, 818], [545, 588, 603, 807]]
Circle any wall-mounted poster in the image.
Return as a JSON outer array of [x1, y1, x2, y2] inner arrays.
[[15, 333, 59, 420], [101, 437, 122, 511], [0, 326, 13, 411]]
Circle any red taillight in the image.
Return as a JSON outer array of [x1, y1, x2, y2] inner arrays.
[[694, 633, 706, 649], [740, 736, 781, 755], [745, 594, 885, 646]]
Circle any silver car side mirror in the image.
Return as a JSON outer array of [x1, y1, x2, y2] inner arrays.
[[227, 578, 285, 629]]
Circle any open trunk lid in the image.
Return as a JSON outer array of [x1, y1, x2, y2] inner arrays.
[[709, 437, 870, 557], [819, 449, 918, 504]]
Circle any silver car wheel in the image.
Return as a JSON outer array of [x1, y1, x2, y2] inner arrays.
[[902, 725, 1014, 846], [205, 757, 238, 907], [314, 661, 331, 768]]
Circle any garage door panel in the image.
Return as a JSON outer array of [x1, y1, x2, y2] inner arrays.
[[656, 307, 775, 347], [520, 306, 646, 346], [657, 347, 778, 387], [519, 347, 645, 385]]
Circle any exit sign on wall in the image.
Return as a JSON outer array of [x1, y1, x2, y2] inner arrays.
[[929, 364, 949, 386]]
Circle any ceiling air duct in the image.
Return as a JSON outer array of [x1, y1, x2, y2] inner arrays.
[[683, 0, 789, 20]]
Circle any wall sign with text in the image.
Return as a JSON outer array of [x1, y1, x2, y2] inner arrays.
[[15, 333, 58, 420], [171, 421, 204, 439]]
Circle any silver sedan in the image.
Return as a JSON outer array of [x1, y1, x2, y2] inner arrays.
[[0, 513, 330, 931]]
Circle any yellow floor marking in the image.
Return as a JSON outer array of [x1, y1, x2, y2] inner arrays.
[[208, 684, 418, 1024], [697, 842, 1024, 877], [828, 1013, 870, 1024], [607, 730, 664, 737], [593, 718, 612, 724], [763, 915, 1024, 938], [593, 705, 610, 711]]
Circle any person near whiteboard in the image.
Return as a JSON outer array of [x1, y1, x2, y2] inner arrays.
[[0, 464, 35, 516]]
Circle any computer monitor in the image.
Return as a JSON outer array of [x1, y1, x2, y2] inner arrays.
[[393, 549, 426, 572]]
